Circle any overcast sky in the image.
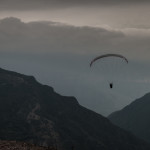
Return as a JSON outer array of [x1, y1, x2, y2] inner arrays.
[[0, 0, 150, 28], [0, 1, 150, 116]]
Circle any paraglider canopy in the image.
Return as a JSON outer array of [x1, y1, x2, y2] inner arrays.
[[90, 54, 128, 89], [90, 54, 128, 67]]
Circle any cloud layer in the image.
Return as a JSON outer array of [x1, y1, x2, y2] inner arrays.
[[0, 17, 124, 53], [0, 0, 149, 10], [0, 17, 150, 60]]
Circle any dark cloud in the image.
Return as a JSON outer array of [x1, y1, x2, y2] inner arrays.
[[0, 17, 124, 54]]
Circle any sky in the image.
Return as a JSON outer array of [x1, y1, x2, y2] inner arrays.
[[0, 0, 150, 116]]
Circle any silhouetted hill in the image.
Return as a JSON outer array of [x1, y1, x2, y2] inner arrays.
[[108, 93, 150, 143], [0, 67, 150, 150]]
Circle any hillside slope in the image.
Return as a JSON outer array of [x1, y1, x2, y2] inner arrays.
[[108, 93, 150, 143], [0, 67, 150, 150]]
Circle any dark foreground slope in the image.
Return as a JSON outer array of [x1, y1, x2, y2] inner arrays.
[[0, 67, 150, 150], [108, 93, 150, 144], [0, 140, 55, 150], [0, 140, 56, 150]]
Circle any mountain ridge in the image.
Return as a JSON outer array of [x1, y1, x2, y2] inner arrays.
[[0, 67, 150, 150]]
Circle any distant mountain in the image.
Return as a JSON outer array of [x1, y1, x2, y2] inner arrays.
[[0, 67, 150, 150], [108, 93, 150, 143]]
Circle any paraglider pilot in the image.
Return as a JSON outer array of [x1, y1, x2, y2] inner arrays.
[[110, 83, 113, 89]]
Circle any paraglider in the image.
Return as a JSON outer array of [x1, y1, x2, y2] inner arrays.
[[90, 54, 128, 89]]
